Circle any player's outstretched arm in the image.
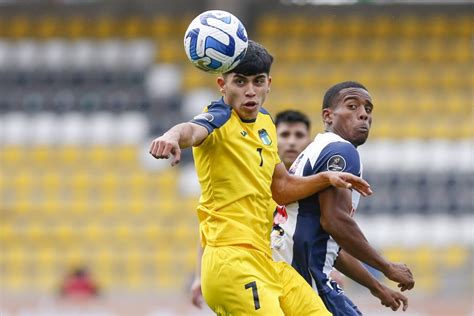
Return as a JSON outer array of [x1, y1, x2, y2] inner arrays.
[[335, 250, 408, 312], [149, 122, 208, 166], [270, 163, 372, 205], [319, 187, 415, 291]]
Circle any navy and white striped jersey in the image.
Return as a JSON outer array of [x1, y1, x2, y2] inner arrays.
[[271, 132, 363, 294]]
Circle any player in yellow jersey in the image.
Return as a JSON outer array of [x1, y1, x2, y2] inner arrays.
[[190, 110, 345, 309], [149, 40, 372, 315]]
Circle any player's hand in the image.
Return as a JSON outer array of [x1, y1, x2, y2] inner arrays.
[[385, 262, 415, 291], [149, 134, 181, 166], [326, 172, 373, 197], [370, 283, 409, 312], [190, 277, 203, 309]]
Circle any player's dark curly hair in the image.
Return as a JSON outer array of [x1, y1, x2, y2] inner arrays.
[[322, 81, 368, 110], [275, 110, 311, 130], [225, 40, 273, 76]]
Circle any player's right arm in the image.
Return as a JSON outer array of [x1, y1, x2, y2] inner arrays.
[[319, 186, 415, 291], [271, 163, 372, 205], [149, 122, 208, 166], [334, 250, 408, 311]]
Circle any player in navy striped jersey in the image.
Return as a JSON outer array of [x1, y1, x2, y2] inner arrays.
[[272, 82, 415, 315]]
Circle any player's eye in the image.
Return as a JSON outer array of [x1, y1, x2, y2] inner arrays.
[[295, 132, 305, 138], [365, 106, 373, 113]]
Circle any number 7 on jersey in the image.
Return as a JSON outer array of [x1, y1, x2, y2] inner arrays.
[[256, 148, 263, 167], [245, 281, 261, 310]]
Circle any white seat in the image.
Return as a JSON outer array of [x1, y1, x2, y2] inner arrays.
[[145, 64, 181, 99], [117, 112, 149, 145], [125, 39, 155, 70], [97, 40, 123, 70], [58, 112, 86, 145], [14, 40, 39, 70], [42, 39, 68, 70], [0, 40, 13, 70], [30, 112, 58, 145], [1, 112, 30, 145], [70, 40, 96, 70], [86, 112, 117, 145], [181, 88, 218, 119]]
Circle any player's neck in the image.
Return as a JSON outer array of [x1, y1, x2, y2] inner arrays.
[[324, 129, 359, 148]]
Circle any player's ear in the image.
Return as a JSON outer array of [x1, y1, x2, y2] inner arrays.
[[267, 75, 272, 93], [322, 108, 333, 125], [217, 76, 226, 93]]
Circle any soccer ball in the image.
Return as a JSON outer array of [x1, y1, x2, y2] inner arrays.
[[184, 10, 248, 74]]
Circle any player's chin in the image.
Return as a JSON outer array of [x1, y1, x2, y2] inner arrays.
[[239, 107, 259, 120], [353, 133, 369, 146]]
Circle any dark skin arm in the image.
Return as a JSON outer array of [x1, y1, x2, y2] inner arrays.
[[319, 186, 414, 291], [335, 250, 409, 311]]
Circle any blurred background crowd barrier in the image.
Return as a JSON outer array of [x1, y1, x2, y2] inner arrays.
[[0, 0, 472, 315]]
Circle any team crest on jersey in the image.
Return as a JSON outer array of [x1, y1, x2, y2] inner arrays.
[[327, 155, 346, 172], [258, 129, 272, 145], [193, 113, 214, 122], [271, 205, 288, 250]]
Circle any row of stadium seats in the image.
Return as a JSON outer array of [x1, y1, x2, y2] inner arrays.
[[0, 15, 191, 39], [0, 70, 146, 87], [0, 109, 471, 145], [0, 90, 150, 113], [260, 38, 471, 63], [0, 37, 469, 69], [1, 63, 469, 93], [0, 242, 469, 292], [257, 14, 472, 38], [0, 91, 469, 118], [0, 247, 198, 291], [1, 146, 471, 215], [0, 14, 470, 39], [1, 113, 149, 145], [0, 40, 155, 70], [2, 174, 470, 215], [360, 172, 472, 214]]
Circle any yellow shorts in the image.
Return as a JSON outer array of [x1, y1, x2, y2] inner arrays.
[[201, 245, 331, 316]]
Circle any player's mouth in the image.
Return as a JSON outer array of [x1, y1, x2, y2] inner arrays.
[[357, 125, 369, 133], [284, 149, 299, 156], [243, 101, 258, 109]]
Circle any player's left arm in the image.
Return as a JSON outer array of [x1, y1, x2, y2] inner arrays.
[[190, 242, 204, 308], [271, 162, 372, 205], [335, 250, 408, 311], [319, 187, 414, 291]]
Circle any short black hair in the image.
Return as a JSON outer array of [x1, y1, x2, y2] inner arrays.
[[225, 40, 273, 76], [275, 110, 311, 130], [322, 81, 368, 110]]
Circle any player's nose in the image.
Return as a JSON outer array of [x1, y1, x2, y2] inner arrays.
[[358, 107, 369, 120], [245, 84, 257, 96]]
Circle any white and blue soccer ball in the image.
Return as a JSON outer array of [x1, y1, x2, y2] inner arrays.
[[184, 10, 248, 74]]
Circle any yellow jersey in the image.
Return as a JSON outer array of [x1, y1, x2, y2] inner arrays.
[[191, 98, 280, 257]]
